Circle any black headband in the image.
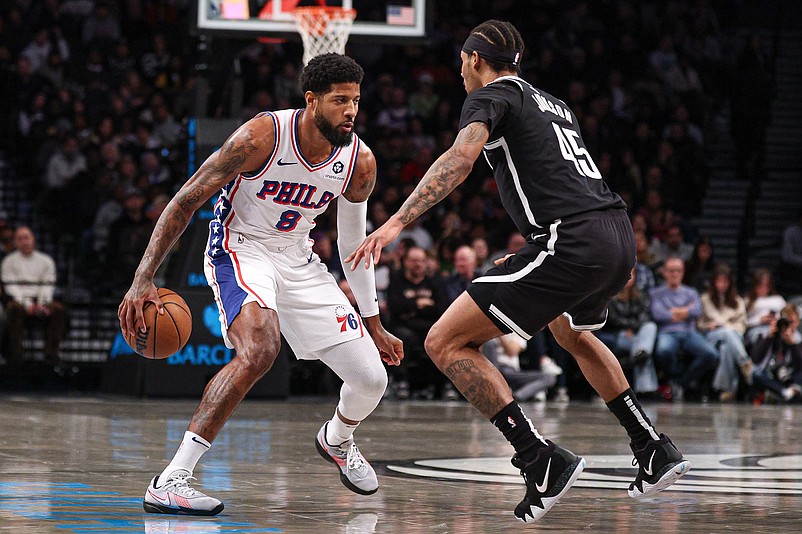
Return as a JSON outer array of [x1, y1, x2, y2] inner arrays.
[[462, 34, 522, 66]]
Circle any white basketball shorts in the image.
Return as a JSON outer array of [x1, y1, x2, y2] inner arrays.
[[204, 231, 365, 360]]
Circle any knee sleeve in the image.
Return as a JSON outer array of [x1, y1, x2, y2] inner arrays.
[[318, 335, 388, 422]]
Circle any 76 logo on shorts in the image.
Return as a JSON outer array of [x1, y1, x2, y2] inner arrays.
[[335, 305, 358, 332]]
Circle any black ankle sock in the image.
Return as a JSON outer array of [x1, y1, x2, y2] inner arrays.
[[491, 401, 547, 462], [606, 389, 657, 449]]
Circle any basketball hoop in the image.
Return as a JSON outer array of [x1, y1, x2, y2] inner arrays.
[[292, 6, 356, 65]]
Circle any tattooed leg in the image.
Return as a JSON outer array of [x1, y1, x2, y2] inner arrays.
[[443, 353, 513, 419], [425, 293, 513, 419], [188, 363, 254, 441], [188, 303, 281, 442]]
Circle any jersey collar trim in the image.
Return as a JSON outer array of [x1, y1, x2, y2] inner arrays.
[[291, 109, 344, 171], [487, 75, 528, 88]]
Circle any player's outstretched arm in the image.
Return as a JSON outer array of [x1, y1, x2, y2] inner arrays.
[[346, 121, 490, 269], [338, 143, 404, 365], [118, 117, 274, 339]]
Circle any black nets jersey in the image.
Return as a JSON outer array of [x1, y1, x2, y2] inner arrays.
[[459, 76, 625, 235]]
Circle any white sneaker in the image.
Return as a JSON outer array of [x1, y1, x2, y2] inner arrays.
[[540, 356, 563, 376], [782, 385, 801, 401], [315, 422, 378, 495], [143, 471, 224, 516], [554, 386, 570, 403]]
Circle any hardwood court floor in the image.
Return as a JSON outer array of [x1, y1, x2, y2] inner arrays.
[[1, 395, 800, 533]]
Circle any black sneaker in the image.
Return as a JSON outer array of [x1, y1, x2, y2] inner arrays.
[[628, 433, 690, 500], [510, 441, 585, 523]]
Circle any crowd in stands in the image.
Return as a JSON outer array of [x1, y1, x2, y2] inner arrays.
[[0, 1, 800, 401]]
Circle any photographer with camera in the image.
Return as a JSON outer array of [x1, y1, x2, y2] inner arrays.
[[749, 304, 802, 403]]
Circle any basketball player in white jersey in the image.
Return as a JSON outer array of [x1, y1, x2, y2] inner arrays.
[[118, 53, 403, 516]]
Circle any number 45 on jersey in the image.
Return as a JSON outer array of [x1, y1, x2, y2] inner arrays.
[[552, 123, 602, 179]]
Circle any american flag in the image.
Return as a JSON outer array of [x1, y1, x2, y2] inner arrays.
[[387, 5, 415, 26]]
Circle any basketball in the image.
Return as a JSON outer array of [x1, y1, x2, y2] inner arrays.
[[125, 288, 192, 360]]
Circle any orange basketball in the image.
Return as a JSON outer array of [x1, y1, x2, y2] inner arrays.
[[125, 288, 193, 359]]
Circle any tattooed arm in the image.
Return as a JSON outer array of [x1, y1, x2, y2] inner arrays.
[[396, 121, 489, 224], [118, 116, 274, 338], [342, 141, 377, 203], [345, 121, 490, 268]]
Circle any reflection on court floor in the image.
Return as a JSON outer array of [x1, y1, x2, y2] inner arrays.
[[1, 396, 801, 533]]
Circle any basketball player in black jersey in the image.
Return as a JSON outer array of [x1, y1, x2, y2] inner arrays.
[[348, 20, 689, 523]]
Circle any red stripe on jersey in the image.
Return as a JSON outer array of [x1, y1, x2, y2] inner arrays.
[[221, 186, 269, 309], [206, 256, 228, 327], [229, 250, 268, 309], [356, 313, 364, 337]]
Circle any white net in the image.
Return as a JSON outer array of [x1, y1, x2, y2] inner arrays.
[[293, 7, 356, 65]]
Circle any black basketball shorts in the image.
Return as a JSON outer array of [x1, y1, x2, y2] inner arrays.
[[467, 209, 635, 339]]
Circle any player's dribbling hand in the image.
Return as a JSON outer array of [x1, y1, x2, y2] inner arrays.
[[118, 281, 163, 339]]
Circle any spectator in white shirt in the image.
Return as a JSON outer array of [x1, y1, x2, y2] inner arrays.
[[1, 226, 65, 364], [745, 268, 787, 346]]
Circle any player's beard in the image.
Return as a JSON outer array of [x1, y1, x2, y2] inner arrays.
[[314, 111, 353, 147]]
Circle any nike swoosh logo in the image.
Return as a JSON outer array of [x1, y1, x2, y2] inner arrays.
[[191, 436, 210, 448], [535, 458, 551, 493], [531, 233, 547, 240], [148, 489, 171, 505], [276, 159, 297, 166], [643, 450, 657, 476]]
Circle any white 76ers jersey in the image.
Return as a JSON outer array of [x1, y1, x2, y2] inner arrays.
[[209, 109, 360, 248]]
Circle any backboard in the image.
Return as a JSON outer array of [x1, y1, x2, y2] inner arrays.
[[198, 0, 428, 40]]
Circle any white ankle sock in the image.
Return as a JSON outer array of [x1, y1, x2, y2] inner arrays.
[[326, 412, 359, 446], [158, 431, 211, 483]]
